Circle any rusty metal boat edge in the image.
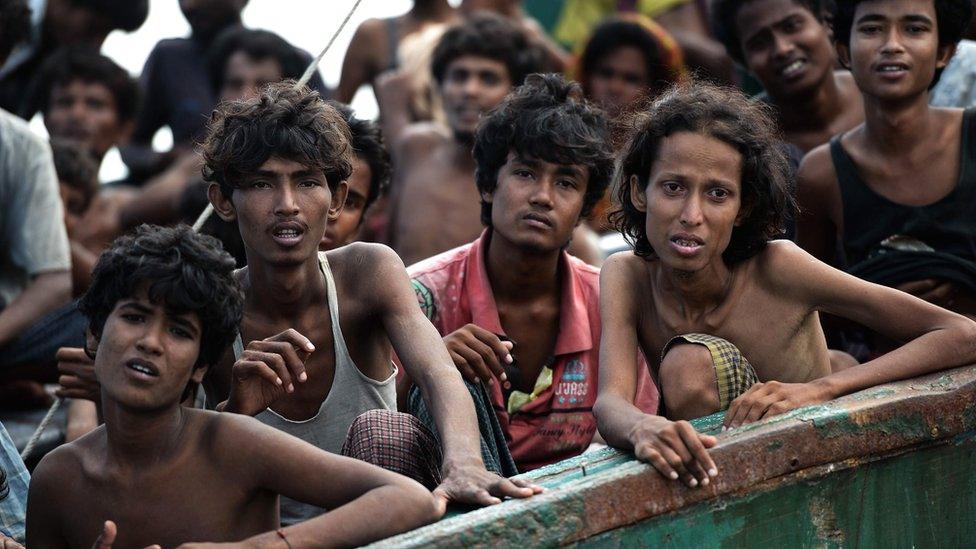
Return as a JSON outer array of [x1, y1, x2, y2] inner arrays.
[[367, 364, 976, 548]]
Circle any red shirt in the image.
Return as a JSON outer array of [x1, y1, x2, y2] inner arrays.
[[409, 231, 659, 471]]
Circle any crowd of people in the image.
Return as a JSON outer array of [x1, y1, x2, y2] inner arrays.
[[0, 0, 974, 546]]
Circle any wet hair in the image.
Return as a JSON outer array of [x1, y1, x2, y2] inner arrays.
[[612, 82, 795, 264], [74, 0, 149, 31], [431, 12, 547, 87], [327, 100, 390, 216], [202, 81, 352, 199], [51, 139, 99, 211], [29, 48, 139, 123], [832, 0, 973, 86], [711, 0, 824, 65], [207, 27, 308, 93], [473, 73, 613, 227], [579, 17, 682, 97], [0, 0, 30, 64], [79, 224, 243, 370]]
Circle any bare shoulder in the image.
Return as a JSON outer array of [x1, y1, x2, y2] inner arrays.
[[31, 433, 92, 493], [752, 240, 824, 291], [797, 141, 838, 191], [601, 252, 650, 294], [328, 243, 406, 293], [350, 17, 387, 45]]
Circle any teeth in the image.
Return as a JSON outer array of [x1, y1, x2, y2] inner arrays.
[[276, 230, 300, 237], [879, 66, 904, 72], [130, 363, 153, 375], [782, 60, 804, 75], [675, 239, 700, 247]]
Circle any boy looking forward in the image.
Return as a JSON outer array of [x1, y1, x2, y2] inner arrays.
[[594, 83, 976, 488]]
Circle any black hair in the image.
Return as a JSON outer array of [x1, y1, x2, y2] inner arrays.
[[832, 0, 973, 87], [202, 81, 352, 199], [473, 73, 613, 227], [206, 27, 308, 94], [29, 47, 139, 123], [579, 17, 681, 96], [0, 0, 30, 64], [73, 0, 148, 32], [431, 12, 547, 87], [711, 0, 825, 65], [327, 100, 390, 215], [612, 82, 795, 264], [79, 224, 243, 371], [51, 139, 99, 211]]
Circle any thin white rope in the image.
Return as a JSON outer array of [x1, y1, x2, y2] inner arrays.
[[20, 396, 62, 461]]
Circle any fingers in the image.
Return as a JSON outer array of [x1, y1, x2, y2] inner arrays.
[[248, 339, 310, 385], [509, 476, 545, 494], [234, 359, 285, 390], [92, 520, 116, 549], [462, 334, 510, 388], [676, 421, 719, 480], [452, 344, 496, 385], [431, 489, 449, 516], [467, 325, 515, 367], [488, 476, 537, 499], [449, 350, 480, 384], [268, 328, 316, 356], [56, 346, 91, 364], [634, 444, 679, 481], [724, 383, 764, 429]]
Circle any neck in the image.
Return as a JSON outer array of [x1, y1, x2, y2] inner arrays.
[[453, 138, 476, 169], [101, 398, 186, 466], [192, 19, 242, 46], [776, 71, 844, 131], [485, 231, 562, 303], [409, 0, 453, 19], [244, 252, 327, 321], [657, 258, 734, 318], [862, 92, 933, 154]]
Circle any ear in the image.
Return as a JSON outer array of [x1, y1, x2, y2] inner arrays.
[[190, 364, 209, 385], [629, 175, 647, 213], [84, 328, 99, 360], [835, 42, 852, 70], [935, 42, 957, 70], [327, 180, 349, 222], [208, 183, 237, 222], [481, 189, 494, 206]]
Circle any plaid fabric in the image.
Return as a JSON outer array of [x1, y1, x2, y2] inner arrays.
[[663, 333, 758, 410], [341, 410, 443, 490], [0, 423, 28, 543]]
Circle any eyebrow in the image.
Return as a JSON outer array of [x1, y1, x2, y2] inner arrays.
[[249, 168, 322, 179], [855, 12, 933, 25], [118, 301, 201, 337]]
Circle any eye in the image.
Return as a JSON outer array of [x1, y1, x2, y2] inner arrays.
[[783, 16, 803, 33], [121, 312, 145, 323], [169, 326, 193, 339], [858, 23, 883, 34], [482, 72, 500, 86], [707, 187, 731, 200], [556, 178, 579, 190], [249, 180, 272, 190], [298, 179, 321, 188], [662, 181, 683, 194], [905, 23, 928, 34], [513, 168, 534, 179]]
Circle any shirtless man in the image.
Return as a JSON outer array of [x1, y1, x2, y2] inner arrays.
[[201, 82, 538, 524], [26, 225, 440, 548], [711, 0, 864, 153], [406, 74, 658, 472], [594, 83, 976, 488], [797, 0, 976, 318]]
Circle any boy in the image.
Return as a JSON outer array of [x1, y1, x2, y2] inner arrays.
[[320, 101, 390, 250], [406, 74, 658, 471], [27, 225, 440, 547], [202, 82, 538, 524], [796, 0, 976, 318], [711, 0, 864, 153], [594, 83, 976, 488]]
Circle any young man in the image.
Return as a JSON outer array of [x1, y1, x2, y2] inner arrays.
[[202, 82, 538, 524], [319, 101, 390, 251], [711, 0, 864, 153], [27, 225, 441, 548], [595, 83, 976, 488], [406, 74, 658, 472], [797, 0, 975, 319]]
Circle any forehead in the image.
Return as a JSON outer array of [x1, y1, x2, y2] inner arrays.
[[505, 151, 589, 177], [255, 156, 320, 175], [114, 286, 202, 327], [650, 131, 742, 183], [225, 51, 283, 77], [853, 0, 937, 20], [445, 55, 510, 77], [596, 45, 648, 70], [735, 0, 819, 41], [52, 79, 115, 100]]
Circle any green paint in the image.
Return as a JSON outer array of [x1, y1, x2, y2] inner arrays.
[[767, 440, 785, 451], [811, 412, 932, 440]]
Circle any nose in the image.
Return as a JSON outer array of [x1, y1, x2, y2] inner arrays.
[[461, 76, 482, 98], [136, 318, 165, 357], [772, 32, 795, 59], [881, 27, 906, 55], [528, 179, 555, 209], [679, 195, 703, 227], [274, 184, 300, 216]]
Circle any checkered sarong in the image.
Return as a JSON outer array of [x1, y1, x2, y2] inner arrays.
[[341, 410, 443, 490], [662, 333, 758, 410]]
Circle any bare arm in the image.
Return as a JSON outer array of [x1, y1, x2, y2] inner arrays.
[[374, 69, 415, 149], [593, 254, 717, 487], [25, 451, 70, 548], [0, 271, 71, 347], [336, 21, 381, 104], [69, 241, 97, 296], [795, 144, 842, 266]]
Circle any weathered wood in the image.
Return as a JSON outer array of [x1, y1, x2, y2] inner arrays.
[[368, 365, 976, 548]]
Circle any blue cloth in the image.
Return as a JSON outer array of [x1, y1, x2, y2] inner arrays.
[[0, 423, 29, 542], [0, 300, 87, 371]]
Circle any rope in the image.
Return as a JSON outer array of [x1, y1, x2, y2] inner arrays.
[[20, 397, 62, 461]]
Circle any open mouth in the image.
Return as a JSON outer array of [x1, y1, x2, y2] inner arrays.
[[271, 221, 306, 247], [875, 62, 909, 77], [125, 358, 159, 379], [669, 234, 704, 256], [780, 59, 807, 79]]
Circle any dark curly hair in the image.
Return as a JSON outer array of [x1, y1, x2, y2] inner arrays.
[[711, 0, 825, 65], [207, 27, 308, 94], [51, 139, 99, 212], [611, 82, 795, 264], [832, 0, 973, 87], [327, 100, 390, 215], [76, 0, 149, 32], [473, 73, 613, 227], [579, 17, 682, 97], [202, 81, 352, 199], [29, 47, 140, 124], [0, 0, 30, 65], [80, 224, 243, 371], [431, 12, 548, 87]]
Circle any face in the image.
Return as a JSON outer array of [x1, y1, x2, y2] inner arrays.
[[93, 287, 205, 412], [320, 156, 371, 251], [219, 52, 283, 103], [440, 56, 512, 142], [59, 183, 89, 235], [45, 80, 129, 159], [839, 0, 952, 101], [44, 0, 112, 46], [587, 46, 650, 117], [180, 0, 246, 39], [736, 0, 836, 99], [210, 156, 346, 267], [633, 132, 743, 273], [485, 152, 589, 253]]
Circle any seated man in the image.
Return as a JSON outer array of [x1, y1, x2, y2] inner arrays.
[[27, 225, 440, 547], [405, 74, 658, 472], [320, 100, 390, 251], [797, 0, 976, 319], [594, 82, 976, 488], [711, 0, 865, 154], [201, 82, 538, 524], [50, 140, 100, 296]]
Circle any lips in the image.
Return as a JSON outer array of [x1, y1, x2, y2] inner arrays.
[[778, 58, 807, 79], [125, 358, 159, 379], [669, 233, 704, 257], [522, 212, 554, 229], [270, 220, 306, 248], [874, 62, 909, 79]]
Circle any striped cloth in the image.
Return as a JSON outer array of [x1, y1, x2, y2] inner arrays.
[[663, 333, 758, 410]]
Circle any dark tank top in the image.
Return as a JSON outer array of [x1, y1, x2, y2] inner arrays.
[[830, 107, 976, 267]]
